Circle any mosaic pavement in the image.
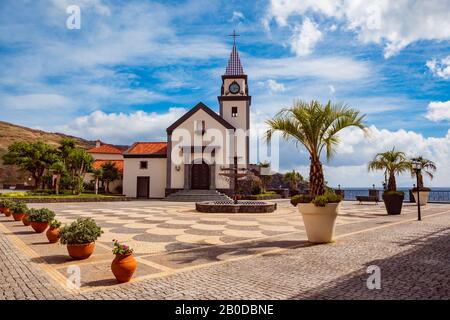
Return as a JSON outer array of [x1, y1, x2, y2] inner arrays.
[[1, 200, 448, 292]]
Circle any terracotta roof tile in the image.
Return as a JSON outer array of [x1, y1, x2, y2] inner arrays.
[[88, 144, 123, 154], [92, 160, 124, 173], [126, 142, 167, 155]]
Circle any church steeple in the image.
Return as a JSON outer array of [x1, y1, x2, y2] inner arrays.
[[225, 44, 245, 76]]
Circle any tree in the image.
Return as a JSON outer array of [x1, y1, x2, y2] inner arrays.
[[100, 162, 119, 193], [266, 100, 366, 197], [410, 156, 437, 188], [49, 160, 66, 195], [61, 140, 94, 194], [368, 148, 410, 191], [284, 170, 303, 190], [92, 168, 103, 195], [2, 141, 58, 189]]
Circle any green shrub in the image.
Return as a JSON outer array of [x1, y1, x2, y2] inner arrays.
[[411, 187, 431, 192], [49, 219, 62, 229], [383, 190, 405, 196], [1, 192, 28, 198], [290, 194, 313, 206], [0, 199, 14, 208], [10, 202, 28, 214], [291, 192, 342, 207], [27, 208, 56, 222], [59, 218, 103, 245]]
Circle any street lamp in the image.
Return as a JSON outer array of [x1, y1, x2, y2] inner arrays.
[[411, 160, 423, 221]]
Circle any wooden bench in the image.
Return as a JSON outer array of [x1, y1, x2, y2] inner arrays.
[[356, 195, 379, 204]]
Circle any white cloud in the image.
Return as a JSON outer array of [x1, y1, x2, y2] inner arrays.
[[265, 0, 450, 58], [328, 85, 335, 94], [0, 93, 74, 110], [247, 55, 370, 81], [425, 101, 450, 122], [289, 18, 322, 56], [263, 79, 285, 93], [57, 108, 187, 144], [426, 55, 450, 79], [230, 11, 245, 22]]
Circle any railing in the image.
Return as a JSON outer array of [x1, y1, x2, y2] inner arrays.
[[339, 189, 450, 203]]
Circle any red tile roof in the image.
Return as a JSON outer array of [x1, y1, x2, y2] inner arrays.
[[88, 144, 123, 154], [126, 142, 167, 156], [92, 160, 124, 174]]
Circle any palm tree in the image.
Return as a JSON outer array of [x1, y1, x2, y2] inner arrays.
[[368, 148, 410, 191], [284, 170, 303, 190], [266, 100, 366, 197], [50, 160, 66, 195], [92, 168, 103, 195], [410, 156, 436, 188], [101, 162, 120, 194]]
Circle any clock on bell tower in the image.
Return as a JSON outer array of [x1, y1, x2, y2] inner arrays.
[[218, 41, 251, 166]]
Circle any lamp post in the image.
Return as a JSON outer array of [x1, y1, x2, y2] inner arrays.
[[411, 160, 423, 221]]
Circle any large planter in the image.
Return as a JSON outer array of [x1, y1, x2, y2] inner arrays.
[[22, 215, 31, 226], [30, 221, 49, 233], [67, 242, 96, 260], [111, 254, 137, 283], [412, 191, 429, 206], [46, 228, 60, 243], [382, 193, 404, 215], [12, 213, 26, 221], [298, 202, 340, 243]]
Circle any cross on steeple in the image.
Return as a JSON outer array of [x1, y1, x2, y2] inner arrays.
[[228, 29, 240, 46]]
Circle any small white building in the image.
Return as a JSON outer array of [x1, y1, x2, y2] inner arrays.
[[122, 43, 251, 199], [86, 142, 124, 193]]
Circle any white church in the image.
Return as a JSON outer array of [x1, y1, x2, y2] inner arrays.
[[88, 42, 252, 200]]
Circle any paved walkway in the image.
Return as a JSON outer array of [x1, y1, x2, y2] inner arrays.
[[0, 200, 449, 299]]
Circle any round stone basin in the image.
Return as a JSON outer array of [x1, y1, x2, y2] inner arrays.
[[195, 201, 277, 213]]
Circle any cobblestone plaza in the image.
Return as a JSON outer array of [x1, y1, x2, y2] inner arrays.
[[0, 200, 449, 300]]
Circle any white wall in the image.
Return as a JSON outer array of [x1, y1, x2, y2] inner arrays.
[[169, 108, 233, 189], [123, 158, 167, 198]]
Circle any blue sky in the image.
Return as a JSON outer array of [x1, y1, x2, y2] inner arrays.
[[1, 0, 450, 186]]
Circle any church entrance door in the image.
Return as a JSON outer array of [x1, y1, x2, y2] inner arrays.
[[191, 162, 210, 189]]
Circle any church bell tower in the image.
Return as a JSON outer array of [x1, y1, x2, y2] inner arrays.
[[218, 33, 251, 166]]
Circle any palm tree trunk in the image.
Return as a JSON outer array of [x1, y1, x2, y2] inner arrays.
[[388, 173, 396, 191], [55, 174, 60, 195], [94, 178, 98, 195], [418, 173, 424, 188], [310, 158, 325, 197]]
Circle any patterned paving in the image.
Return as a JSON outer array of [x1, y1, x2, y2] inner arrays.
[[51, 201, 389, 256], [2, 200, 448, 292]]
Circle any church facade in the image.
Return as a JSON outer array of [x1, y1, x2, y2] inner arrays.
[[121, 43, 251, 199]]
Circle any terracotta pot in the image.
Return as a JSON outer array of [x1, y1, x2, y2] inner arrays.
[[22, 215, 31, 226], [46, 227, 60, 243], [0, 207, 6, 215], [31, 221, 49, 233], [298, 202, 341, 243], [111, 254, 137, 283], [382, 193, 404, 215], [67, 242, 95, 260], [13, 213, 25, 221], [1, 207, 12, 217]]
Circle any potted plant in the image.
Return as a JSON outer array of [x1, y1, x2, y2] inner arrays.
[[410, 156, 436, 206], [266, 100, 366, 243], [0, 199, 14, 217], [46, 220, 62, 243], [22, 211, 31, 226], [11, 202, 28, 221], [368, 148, 410, 215], [27, 208, 55, 233], [59, 218, 103, 260], [111, 239, 137, 283]]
